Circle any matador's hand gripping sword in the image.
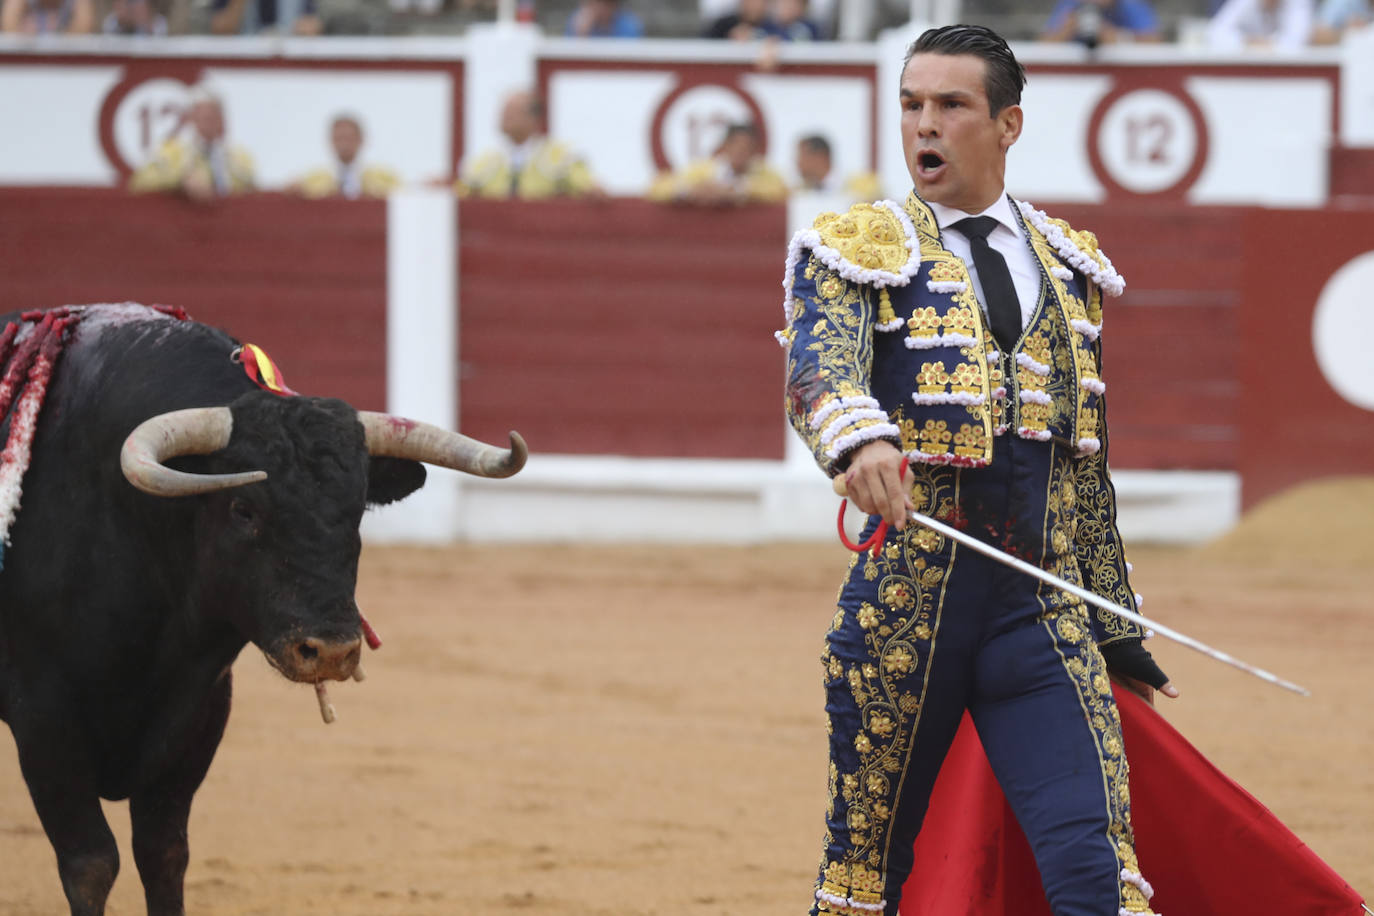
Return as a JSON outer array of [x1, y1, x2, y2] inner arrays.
[[832, 469, 1310, 697]]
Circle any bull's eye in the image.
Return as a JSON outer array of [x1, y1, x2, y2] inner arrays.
[[230, 498, 257, 526]]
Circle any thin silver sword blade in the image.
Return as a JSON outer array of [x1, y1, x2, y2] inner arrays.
[[907, 509, 1310, 697]]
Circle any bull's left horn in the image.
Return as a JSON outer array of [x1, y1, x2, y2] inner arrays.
[[357, 413, 527, 478], [121, 407, 268, 497]]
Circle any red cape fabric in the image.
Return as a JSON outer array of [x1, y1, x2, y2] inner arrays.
[[899, 686, 1365, 916]]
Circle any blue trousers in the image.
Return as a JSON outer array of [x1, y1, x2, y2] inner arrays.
[[811, 437, 1155, 916]]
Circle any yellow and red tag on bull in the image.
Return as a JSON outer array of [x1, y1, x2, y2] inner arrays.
[[238, 343, 298, 396]]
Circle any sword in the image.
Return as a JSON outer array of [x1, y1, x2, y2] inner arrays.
[[832, 475, 1310, 697]]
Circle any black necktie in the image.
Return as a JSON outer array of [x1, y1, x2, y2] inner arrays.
[[952, 216, 1022, 353]]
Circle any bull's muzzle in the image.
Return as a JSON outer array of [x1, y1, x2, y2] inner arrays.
[[282, 635, 362, 683]]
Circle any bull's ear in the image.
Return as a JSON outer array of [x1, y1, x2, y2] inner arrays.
[[366, 457, 426, 506]]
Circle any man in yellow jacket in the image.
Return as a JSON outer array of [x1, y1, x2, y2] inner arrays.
[[291, 114, 401, 199], [648, 121, 788, 205], [129, 88, 255, 202], [456, 90, 598, 199]]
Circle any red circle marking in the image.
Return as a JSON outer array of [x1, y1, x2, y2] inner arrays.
[[97, 63, 203, 181], [1086, 79, 1209, 201], [648, 78, 769, 173]]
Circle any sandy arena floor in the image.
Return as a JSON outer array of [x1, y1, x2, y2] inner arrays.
[[2, 482, 1371, 914]]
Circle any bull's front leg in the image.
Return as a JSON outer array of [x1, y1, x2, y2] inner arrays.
[[11, 706, 120, 916], [130, 671, 232, 916]]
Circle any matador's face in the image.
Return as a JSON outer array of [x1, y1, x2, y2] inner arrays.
[[899, 53, 1022, 213]]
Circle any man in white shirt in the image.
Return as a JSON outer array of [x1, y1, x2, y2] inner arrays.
[[1207, 0, 1315, 50], [780, 24, 1171, 916]]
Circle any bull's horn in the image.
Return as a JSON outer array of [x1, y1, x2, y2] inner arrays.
[[357, 412, 527, 478], [121, 407, 268, 497]]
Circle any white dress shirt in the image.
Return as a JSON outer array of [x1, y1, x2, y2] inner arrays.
[[927, 195, 1043, 335], [1207, 0, 1314, 51], [337, 159, 362, 199]]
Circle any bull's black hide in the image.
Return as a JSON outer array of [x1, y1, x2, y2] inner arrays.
[[0, 306, 455, 916]]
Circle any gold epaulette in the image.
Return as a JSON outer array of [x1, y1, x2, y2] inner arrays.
[[810, 202, 914, 276], [1016, 200, 1125, 297], [1046, 216, 1110, 271]]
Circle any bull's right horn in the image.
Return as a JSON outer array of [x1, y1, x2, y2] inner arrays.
[[121, 407, 268, 497], [358, 413, 526, 478]]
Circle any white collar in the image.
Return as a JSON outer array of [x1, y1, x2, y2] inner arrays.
[[507, 135, 543, 157], [927, 193, 1022, 239]]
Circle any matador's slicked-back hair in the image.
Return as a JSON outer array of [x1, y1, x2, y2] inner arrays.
[[903, 24, 1027, 117]]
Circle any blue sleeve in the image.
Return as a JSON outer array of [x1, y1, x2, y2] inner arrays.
[[1046, 0, 1078, 29], [1319, 0, 1361, 27], [1120, 0, 1159, 31], [616, 12, 644, 36]]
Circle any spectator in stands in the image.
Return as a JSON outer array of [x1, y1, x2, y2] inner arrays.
[[774, 0, 821, 39], [796, 134, 832, 190], [564, 0, 642, 37], [1, 0, 95, 33], [703, 0, 774, 39], [648, 121, 788, 205], [1207, 0, 1314, 49], [457, 90, 599, 199], [1311, 0, 1370, 41], [1040, 0, 1160, 45], [209, 0, 320, 35], [129, 88, 256, 202], [101, 0, 167, 33], [290, 114, 401, 199], [794, 134, 880, 200]]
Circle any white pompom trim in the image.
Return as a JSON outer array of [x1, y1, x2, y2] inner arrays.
[[1015, 352, 1051, 377], [1016, 200, 1125, 297], [815, 888, 887, 913], [820, 408, 892, 446], [1017, 427, 1053, 441], [926, 279, 968, 294], [1121, 868, 1156, 900], [1081, 377, 1106, 395], [1070, 318, 1102, 342], [811, 395, 882, 430], [904, 449, 990, 468], [876, 317, 905, 332], [912, 391, 986, 407], [904, 333, 978, 350], [825, 422, 902, 460], [1076, 437, 1102, 455], [1050, 265, 1075, 281], [1020, 389, 1052, 406]]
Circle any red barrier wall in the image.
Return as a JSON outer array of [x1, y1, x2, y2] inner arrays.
[[3, 190, 1370, 504], [1049, 203, 1242, 471], [1240, 208, 1374, 507], [456, 198, 788, 460], [0, 189, 389, 412]]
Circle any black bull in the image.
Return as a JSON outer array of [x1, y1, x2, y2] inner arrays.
[[0, 306, 525, 915]]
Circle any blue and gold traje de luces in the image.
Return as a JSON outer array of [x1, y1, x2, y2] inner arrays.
[[780, 191, 1140, 646], [780, 191, 1119, 474]]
